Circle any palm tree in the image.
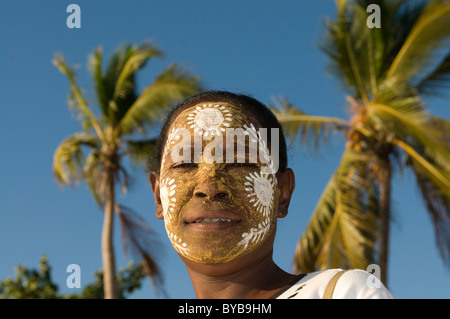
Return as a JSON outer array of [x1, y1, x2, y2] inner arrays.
[[274, 0, 450, 286], [53, 42, 202, 298]]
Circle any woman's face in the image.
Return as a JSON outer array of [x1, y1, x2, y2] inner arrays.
[[156, 102, 280, 264]]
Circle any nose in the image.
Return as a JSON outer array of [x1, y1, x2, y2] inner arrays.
[[194, 176, 230, 201]]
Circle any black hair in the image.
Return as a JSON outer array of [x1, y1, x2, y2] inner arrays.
[[147, 91, 288, 174]]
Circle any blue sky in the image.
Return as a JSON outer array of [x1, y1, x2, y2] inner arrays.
[[1, 1, 449, 299]]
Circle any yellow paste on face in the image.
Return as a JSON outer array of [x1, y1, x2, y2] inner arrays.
[[159, 102, 279, 263]]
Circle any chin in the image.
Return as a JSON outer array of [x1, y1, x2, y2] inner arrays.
[[179, 237, 275, 266], [180, 246, 249, 264]]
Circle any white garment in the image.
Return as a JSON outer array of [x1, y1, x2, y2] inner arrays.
[[274, 269, 394, 299]]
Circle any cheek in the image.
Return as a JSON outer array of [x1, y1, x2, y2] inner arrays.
[[243, 171, 276, 218], [159, 177, 177, 223], [160, 175, 193, 257], [235, 170, 278, 249], [160, 174, 192, 223]]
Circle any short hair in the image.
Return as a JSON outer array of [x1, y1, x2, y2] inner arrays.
[[147, 90, 288, 174]]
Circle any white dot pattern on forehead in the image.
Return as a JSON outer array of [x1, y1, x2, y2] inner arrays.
[[186, 104, 233, 139]]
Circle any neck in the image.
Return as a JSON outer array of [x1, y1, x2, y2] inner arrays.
[[183, 251, 296, 299]]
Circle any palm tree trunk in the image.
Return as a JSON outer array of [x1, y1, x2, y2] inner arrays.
[[102, 167, 119, 299], [378, 161, 391, 287]]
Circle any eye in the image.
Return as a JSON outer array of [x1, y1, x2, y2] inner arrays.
[[225, 162, 259, 169], [172, 162, 198, 169]]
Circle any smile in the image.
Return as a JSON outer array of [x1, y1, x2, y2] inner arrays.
[[185, 210, 243, 232], [192, 218, 238, 223], [185, 210, 242, 224]]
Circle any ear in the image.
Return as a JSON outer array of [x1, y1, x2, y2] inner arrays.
[[276, 168, 295, 218], [149, 172, 164, 220]]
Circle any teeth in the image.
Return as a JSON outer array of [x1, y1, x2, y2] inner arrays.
[[194, 218, 234, 223]]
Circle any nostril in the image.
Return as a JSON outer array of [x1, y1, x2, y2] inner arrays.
[[194, 191, 229, 200], [213, 191, 229, 200], [195, 192, 207, 198]]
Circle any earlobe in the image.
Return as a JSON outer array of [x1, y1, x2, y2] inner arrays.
[[149, 172, 164, 220], [276, 168, 295, 218]]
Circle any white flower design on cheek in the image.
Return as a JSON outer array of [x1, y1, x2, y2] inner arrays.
[[245, 171, 275, 218], [186, 104, 232, 139], [238, 123, 277, 249], [160, 177, 176, 222], [238, 170, 275, 249], [160, 177, 190, 256]]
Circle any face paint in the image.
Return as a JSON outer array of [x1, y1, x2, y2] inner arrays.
[[186, 103, 233, 139], [159, 103, 279, 264]]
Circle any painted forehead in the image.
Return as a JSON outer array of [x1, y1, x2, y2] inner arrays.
[[161, 101, 279, 172], [170, 102, 261, 133]]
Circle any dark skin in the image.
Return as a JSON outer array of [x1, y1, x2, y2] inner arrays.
[[149, 167, 297, 299]]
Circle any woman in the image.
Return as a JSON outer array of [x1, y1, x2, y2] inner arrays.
[[148, 91, 393, 299]]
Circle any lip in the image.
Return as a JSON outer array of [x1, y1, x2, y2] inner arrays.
[[185, 210, 242, 223], [185, 210, 242, 231]]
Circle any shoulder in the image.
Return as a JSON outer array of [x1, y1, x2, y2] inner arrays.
[[332, 269, 394, 299], [275, 269, 394, 299]]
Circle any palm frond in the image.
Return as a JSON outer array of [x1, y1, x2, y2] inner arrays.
[[115, 204, 165, 294], [53, 132, 100, 187], [415, 171, 450, 267], [53, 54, 105, 141], [83, 150, 104, 206], [325, 0, 450, 98], [294, 148, 378, 272], [270, 97, 349, 152], [126, 138, 157, 168], [321, 2, 372, 100], [416, 52, 450, 96], [113, 42, 162, 102], [368, 100, 450, 171], [378, 0, 427, 77], [92, 43, 163, 126], [395, 139, 450, 199], [87, 47, 109, 119], [117, 63, 202, 135], [322, 0, 408, 99], [335, 0, 350, 17], [386, 0, 450, 82], [110, 42, 164, 126], [428, 116, 450, 148], [103, 44, 136, 102], [394, 138, 450, 266]]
